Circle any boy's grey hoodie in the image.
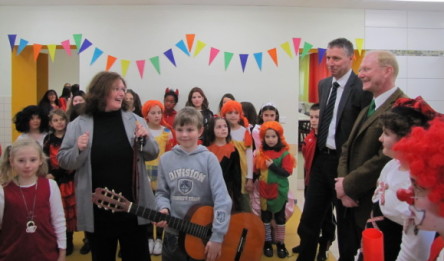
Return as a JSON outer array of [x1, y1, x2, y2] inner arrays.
[[156, 145, 232, 243]]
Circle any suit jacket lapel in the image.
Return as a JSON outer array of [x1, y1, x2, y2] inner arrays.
[[336, 72, 357, 125]]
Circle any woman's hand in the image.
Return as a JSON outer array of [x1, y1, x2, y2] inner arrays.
[[77, 132, 89, 151]]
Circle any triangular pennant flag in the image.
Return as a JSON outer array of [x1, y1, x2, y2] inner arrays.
[[281, 42, 293, 58], [121, 60, 130, 77], [268, 48, 278, 66], [90, 48, 104, 65], [292, 38, 301, 56], [8, 34, 17, 51], [164, 49, 176, 67], [150, 56, 161, 74], [318, 48, 326, 64], [186, 34, 195, 52], [239, 54, 249, 73], [224, 52, 234, 71], [301, 42, 313, 58], [61, 40, 72, 56], [73, 34, 82, 50], [136, 60, 145, 78], [254, 52, 263, 71], [33, 44, 42, 61], [47, 44, 57, 62], [193, 40, 206, 57], [209, 47, 220, 65], [78, 39, 92, 54], [176, 40, 190, 56], [356, 38, 364, 56], [106, 55, 117, 71], [17, 39, 29, 55]]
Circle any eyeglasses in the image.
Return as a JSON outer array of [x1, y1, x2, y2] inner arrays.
[[112, 87, 127, 93]]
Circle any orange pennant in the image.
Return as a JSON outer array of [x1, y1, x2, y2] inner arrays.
[[106, 55, 117, 71], [33, 44, 42, 61], [186, 34, 195, 52], [268, 48, 278, 66]]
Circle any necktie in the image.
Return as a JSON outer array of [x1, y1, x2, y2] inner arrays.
[[317, 82, 339, 149], [367, 99, 376, 117]]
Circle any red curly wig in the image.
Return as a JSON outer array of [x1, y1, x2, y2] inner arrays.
[[220, 100, 249, 128], [394, 117, 444, 217]]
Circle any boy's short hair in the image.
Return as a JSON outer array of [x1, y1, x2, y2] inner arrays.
[[310, 103, 320, 111], [173, 106, 203, 129]]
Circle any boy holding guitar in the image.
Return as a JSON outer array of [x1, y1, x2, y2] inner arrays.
[[155, 107, 232, 261]]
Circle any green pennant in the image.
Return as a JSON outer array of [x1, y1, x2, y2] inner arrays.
[[150, 56, 160, 75], [73, 34, 83, 50], [301, 42, 313, 58], [224, 52, 234, 71]]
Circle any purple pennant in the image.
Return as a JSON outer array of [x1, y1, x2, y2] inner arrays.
[[239, 54, 249, 73], [78, 39, 92, 54], [318, 48, 326, 64], [8, 34, 17, 51], [164, 49, 176, 67]]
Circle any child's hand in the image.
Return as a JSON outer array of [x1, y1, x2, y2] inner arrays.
[[57, 249, 66, 261], [265, 159, 273, 167], [77, 132, 89, 151], [153, 208, 169, 228], [46, 174, 55, 179], [205, 241, 222, 261], [245, 179, 254, 193]]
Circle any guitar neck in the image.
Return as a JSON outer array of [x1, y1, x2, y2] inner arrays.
[[129, 203, 211, 240]]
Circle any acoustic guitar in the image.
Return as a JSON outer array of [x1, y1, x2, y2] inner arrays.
[[92, 187, 265, 261]]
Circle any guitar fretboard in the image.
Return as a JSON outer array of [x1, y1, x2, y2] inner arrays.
[[130, 203, 212, 240]]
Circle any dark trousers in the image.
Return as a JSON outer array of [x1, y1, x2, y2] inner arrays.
[[297, 150, 338, 261], [336, 203, 361, 261], [162, 233, 199, 261], [90, 210, 150, 261]]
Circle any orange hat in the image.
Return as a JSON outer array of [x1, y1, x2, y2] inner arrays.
[[220, 100, 249, 128], [142, 100, 164, 118]]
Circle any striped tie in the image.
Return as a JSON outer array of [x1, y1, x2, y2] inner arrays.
[[317, 82, 339, 149]]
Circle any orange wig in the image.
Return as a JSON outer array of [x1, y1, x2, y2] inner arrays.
[[220, 100, 249, 128]]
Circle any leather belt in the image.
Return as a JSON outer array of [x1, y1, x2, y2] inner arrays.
[[318, 147, 337, 155]]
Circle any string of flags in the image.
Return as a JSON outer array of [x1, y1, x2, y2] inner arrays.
[[7, 34, 365, 78]]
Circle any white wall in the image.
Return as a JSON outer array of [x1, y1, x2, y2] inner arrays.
[[48, 49, 80, 94]]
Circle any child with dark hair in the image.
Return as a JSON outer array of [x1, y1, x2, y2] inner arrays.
[[14, 105, 49, 146], [218, 93, 235, 114], [204, 116, 242, 211], [163, 88, 179, 128], [38, 89, 61, 117], [241, 101, 258, 126], [125, 89, 142, 117], [366, 96, 439, 261], [59, 85, 72, 111], [252, 103, 280, 153]]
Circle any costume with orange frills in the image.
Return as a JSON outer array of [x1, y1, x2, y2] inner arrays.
[[254, 121, 296, 214]]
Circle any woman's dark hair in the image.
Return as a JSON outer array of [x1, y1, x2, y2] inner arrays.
[[13, 105, 49, 133], [218, 93, 235, 112], [380, 107, 430, 138], [71, 84, 80, 96], [38, 89, 60, 117], [60, 86, 72, 99], [257, 105, 280, 125], [203, 116, 231, 146], [241, 101, 257, 126], [186, 87, 209, 110], [126, 89, 142, 117], [262, 128, 284, 152], [82, 71, 129, 115]]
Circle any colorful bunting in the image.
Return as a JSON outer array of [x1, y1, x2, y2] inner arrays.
[[17, 39, 28, 55], [33, 44, 42, 61], [136, 60, 145, 78], [150, 56, 160, 74], [121, 60, 130, 77], [301, 42, 313, 58], [73, 34, 82, 50], [106, 55, 117, 71], [268, 48, 278, 66], [164, 49, 176, 67], [90, 48, 103, 65], [61, 40, 72, 56], [318, 48, 326, 64], [239, 54, 248, 73], [78, 39, 92, 54], [47, 44, 57, 62], [292, 38, 301, 56], [176, 40, 190, 56], [209, 47, 220, 65], [356, 38, 364, 56], [224, 52, 233, 71], [186, 34, 195, 52], [8, 34, 17, 51], [254, 52, 263, 71], [281, 42, 293, 58], [193, 40, 206, 57]]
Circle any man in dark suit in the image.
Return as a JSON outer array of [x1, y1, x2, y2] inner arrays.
[[295, 38, 372, 261], [335, 50, 407, 260]]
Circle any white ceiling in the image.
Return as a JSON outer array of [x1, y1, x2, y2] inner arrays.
[[0, 0, 444, 11]]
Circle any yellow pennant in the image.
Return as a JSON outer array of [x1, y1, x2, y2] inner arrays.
[[121, 60, 130, 77], [47, 44, 57, 62], [281, 42, 293, 58], [356, 38, 364, 56], [193, 40, 207, 57]]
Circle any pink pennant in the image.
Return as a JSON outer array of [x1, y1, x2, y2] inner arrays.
[[209, 47, 220, 65], [61, 40, 72, 56], [292, 38, 301, 55], [136, 60, 146, 79]]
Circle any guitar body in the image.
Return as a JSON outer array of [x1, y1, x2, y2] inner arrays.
[[183, 206, 265, 261]]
